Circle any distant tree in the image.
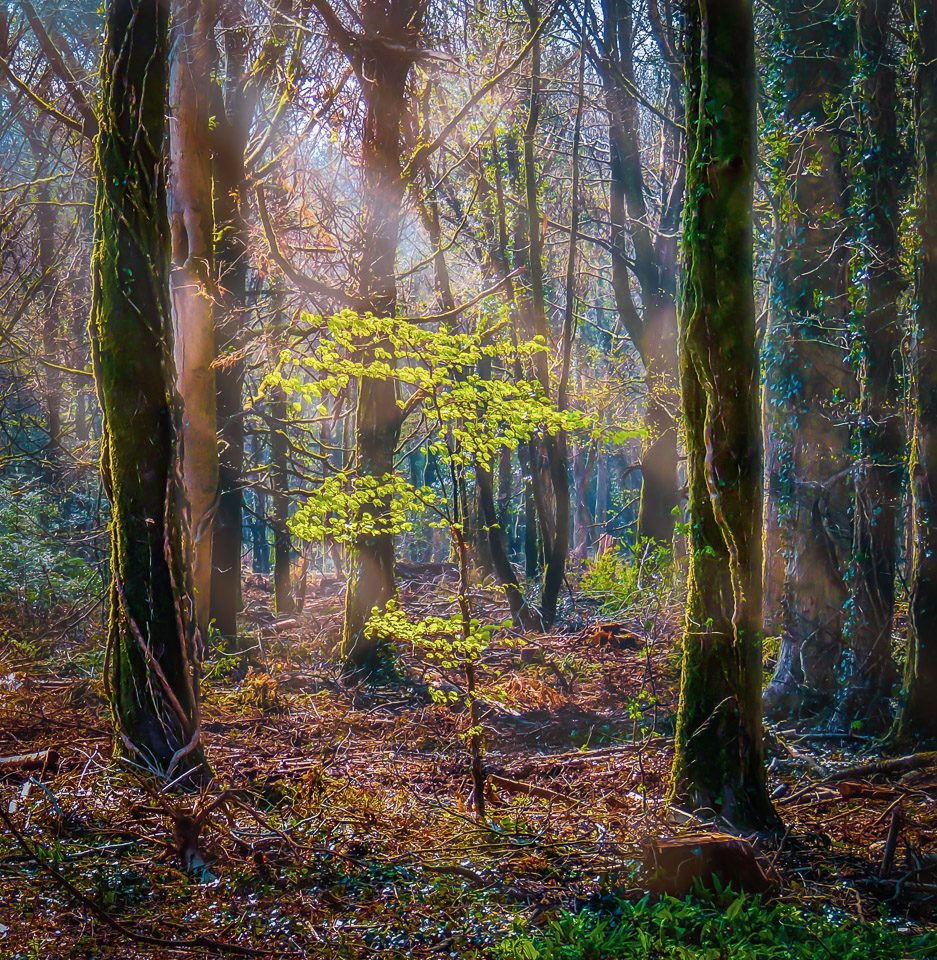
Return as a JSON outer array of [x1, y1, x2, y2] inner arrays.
[[590, 0, 682, 545], [669, 0, 776, 829], [90, 0, 206, 778]]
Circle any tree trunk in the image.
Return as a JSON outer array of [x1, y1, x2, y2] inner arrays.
[[834, 0, 904, 733], [209, 8, 250, 652], [763, 0, 855, 722], [91, 0, 205, 778], [897, 0, 937, 745], [168, 0, 218, 640], [269, 386, 294, 616], [249, 430, 271, 575], [518, 0, 570, 627], [669, 0, 775, 830], [33, 157, 62, 478], [600, 0, 680, 544], [340, 0, 426, 676]]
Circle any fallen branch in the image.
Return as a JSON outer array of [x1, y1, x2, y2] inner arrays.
[[825, 751, 937, 783], [0, 749, 57, 773], [488, 773, 573, 805]]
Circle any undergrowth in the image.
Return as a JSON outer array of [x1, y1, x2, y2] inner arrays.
[[499, 891, 937, 959]]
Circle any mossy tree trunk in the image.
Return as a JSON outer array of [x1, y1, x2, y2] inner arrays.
[[835, 0, 904, 733], [762, 0, 856, 723], [91, 0, 206, 779], [669, 0, 776, 830], [897, 0, 937, 745]]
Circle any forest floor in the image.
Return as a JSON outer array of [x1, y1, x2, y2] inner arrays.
[[0, 570, 935, 958]]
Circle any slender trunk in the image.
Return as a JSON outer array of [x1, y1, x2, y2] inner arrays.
[[669, 0, 776, 830], [250, 430, 270, 575], [897, 0, 937, 744], [595, 448, 609, 539], [35, 171, 62, 477], [453, 526, 486, 819], [518, 0, 570, 626], [835, 0, 904, 732], [763, 0, 855, 722], [91, 0, 205, 778], [168, 0, 218, 639], [209, 10, 251, 652], [269, 387, 294, 616], [498, 445, 513, 549]]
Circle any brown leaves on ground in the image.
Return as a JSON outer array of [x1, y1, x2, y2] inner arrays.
[[0, 577, 934, 958]]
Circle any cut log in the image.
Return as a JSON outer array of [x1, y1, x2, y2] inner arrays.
[[642, 833, 780, 897]]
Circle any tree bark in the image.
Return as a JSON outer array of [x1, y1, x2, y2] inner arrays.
[[269, 386, 294, 616], [32, 145, 62, 478], [897, 0, 937, 745], [91, 0, 206, 778], [209, 7, 250, 651], [518, 0, 570, 627], [669, 0, 776, 830]]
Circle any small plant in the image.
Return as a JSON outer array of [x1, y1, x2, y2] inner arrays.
[[269, 310, 588, 817], [239, 667, 285, 714]]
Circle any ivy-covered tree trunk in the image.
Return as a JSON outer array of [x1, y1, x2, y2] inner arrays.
[[897, 0, 937, 745], [834, 0, 904, 733], [341, 0, 426, 675], [168, 0, 218, 640], [763, 0, 855, 722], [669, 0, 775, 830], [91, 0, 206, 778]]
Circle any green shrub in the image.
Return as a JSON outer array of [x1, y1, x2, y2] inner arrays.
[[580, 539, 674, 614], [0, 482, 100, 610]]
